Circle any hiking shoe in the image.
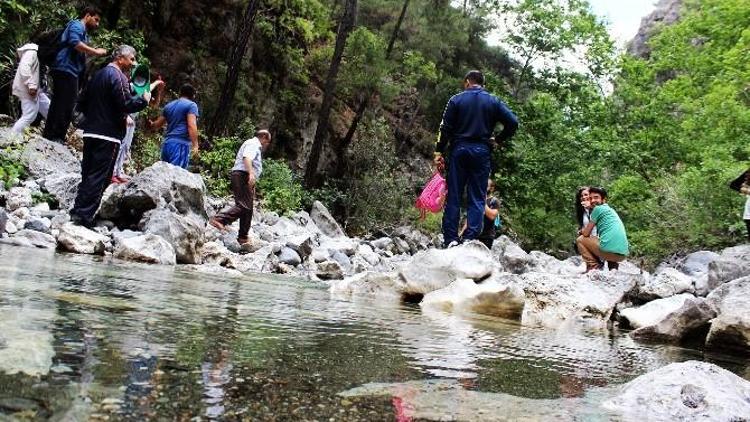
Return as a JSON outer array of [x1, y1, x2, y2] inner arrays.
[[208, 217, 226, 232], [445, 240, 461, 249], [607, 261, 620, 271]]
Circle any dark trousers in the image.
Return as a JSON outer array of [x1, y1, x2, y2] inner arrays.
[[442, 142, 491, 245], [746, 220, 750, 241], [71, 138, 119, 224], [214, 171, 254, 240], [43, 70, 79, 142]]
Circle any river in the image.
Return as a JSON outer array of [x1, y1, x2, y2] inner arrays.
[[0, 244, 747, 421]]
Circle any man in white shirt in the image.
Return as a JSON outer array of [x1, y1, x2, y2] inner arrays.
[[209, 130, 272, 246]]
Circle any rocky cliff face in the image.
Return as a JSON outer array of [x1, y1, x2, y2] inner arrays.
[[627, 0, 684, 58]]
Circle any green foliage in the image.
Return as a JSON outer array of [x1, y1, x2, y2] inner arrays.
[[197, 136, 244, 196], [0, 152, 25, 188], [256, 159, 304, 216]]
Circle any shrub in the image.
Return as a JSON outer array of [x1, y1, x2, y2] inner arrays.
[[257, 159, 303, 216]]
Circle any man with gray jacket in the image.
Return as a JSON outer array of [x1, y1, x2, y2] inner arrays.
[[11, 43, 51, 134]]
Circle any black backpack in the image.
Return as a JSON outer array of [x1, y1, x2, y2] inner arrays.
[[32, 28, 64, 68]]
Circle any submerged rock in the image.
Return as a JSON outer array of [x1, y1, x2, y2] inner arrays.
[[113, 233, 176, 265], [420, 277, 525, 319], [602, 361, 750, 420], [705, 276, 750, 354]]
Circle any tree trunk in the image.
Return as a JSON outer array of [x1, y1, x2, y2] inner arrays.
[[335, 0, 409, 177], [206, 0, 261, 140], [303, 0, 358, 188]]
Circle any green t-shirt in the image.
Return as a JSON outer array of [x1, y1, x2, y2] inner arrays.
[[591, 204, 629, 256]]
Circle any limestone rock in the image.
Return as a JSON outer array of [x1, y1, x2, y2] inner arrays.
[[705, 276, 750, 354], [41, 172, 81, 210], [12, 229, 56, 248], [631, 297, 716, 343], [518, 271, 641, 328], [20, 136, 80, 179], [357, 244, 380, 266], [321, 237, 358, 257], [113, 233, 176, 265], [23, 217, 51, 234], [316, 261, 344, 280], [56, 223, 108, 255], [399, 241, 494, 295], [329, 272, 404, 299], [706, 245, 750, 293], [286, 234, 315, 259], [370, 237, 394, 251], [627, 0, 684, 58], [278, 247, 302, 266], [0, 207, 7, 236], [636, 268, 694, 301], [99, 161, 207, 223], [139, 209, 204, 264], [678, 250, 719, 276], [602, 361, 750, 420], [421, 277, 525, 319], [310, 200, 344, 237], [6, 187, 32, 212], [620, 294, 696, 329], [492, 236, 532, 274]]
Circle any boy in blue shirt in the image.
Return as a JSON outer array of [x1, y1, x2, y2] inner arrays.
[[149, 84, 200, 169]]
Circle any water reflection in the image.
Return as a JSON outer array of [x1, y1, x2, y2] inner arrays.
[[0, 245, 747, 420]]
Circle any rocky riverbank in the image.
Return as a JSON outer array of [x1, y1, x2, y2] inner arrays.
[[1, 127, 749, 358]]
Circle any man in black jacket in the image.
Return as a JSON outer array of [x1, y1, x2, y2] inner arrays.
[[70, 45, 151, 228]]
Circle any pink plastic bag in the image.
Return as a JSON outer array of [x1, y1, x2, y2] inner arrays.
[[415, 171, 447, 219]]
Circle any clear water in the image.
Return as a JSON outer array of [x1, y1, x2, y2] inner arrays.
[[0, 245, 747, 421]]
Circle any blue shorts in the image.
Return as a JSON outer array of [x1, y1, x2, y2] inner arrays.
[[161, 138, 191, 169]]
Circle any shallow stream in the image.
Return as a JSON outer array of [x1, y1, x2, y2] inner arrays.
[[0, 245, 747, 421]]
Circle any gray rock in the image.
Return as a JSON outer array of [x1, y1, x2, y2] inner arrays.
[[492, 236, 534, 274], [0, 208, 7, 237], [56, 223, 108, 255], [627, 0, 684, 58], [277, 247, 302, 266], [6, 187, 32, 212], [705, 276, 750, 354], [518, 271, 641, 328], [286, 234, 314, 259], [706, 245, 750, 293], [5, 220, 18, 235], [309, 200, 344, 237], [261, 211, 280, 226], [311, 248, 329, 263], [139, 209, 204, 264], [316, 261, 344, 280], [320, 237, 357, 257], [23, 217, 51, 234], [357, 244, 380, 266], [330, 250, 352, 269], [602, 361, 750, 420], [620, 294, 696, 329], [12, 229, 56, 248], [41, 172, 81, 210], [392, 237, 411, 255], [99, 161, 207, 223], [329, 272, 404, 299], [636, 268, 694, 301], [20, 136, 80, 179], [399, 241, 494, 295], [421, 277, 526, 320], [113, 233, 176, 265], [631, 297, 716, 343], [678, 250, 719, 276], [370, 237, 393, 251]]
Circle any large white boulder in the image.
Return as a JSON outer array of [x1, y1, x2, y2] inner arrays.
[[56, 222, 108, 255], [706, 245, 750, 293], [630, 296, 716, 343], [491, 236, 532, 273], [620, 294, 696, 329], [420, 277, 525, 319], [113, 233, 176, 265], [517, 271, 640, 328], [139, 209, 204, 264], [309, 200, 345, 237], [602, 361, 750, 420], [99, 161, 207, 223], [705, 276, 750, 354], [399, 241, 495, 295], [635, 268, 694, 301]]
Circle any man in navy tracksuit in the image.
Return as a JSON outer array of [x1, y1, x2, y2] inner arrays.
[[70, 45, 151, 228], [435, 70, 518, 247]]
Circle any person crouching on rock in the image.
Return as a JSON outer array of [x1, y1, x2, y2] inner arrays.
[[69, 45, 151, 228], [209, 130, 272, 248], [576, 186, 629, 273]]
